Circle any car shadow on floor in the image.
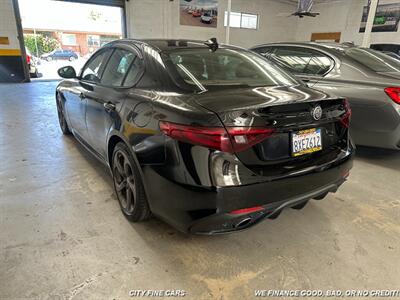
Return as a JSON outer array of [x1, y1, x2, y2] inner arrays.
[[355, 146, 400, 171], [69, 136, 113, 189], [67, 133, 347, 242]]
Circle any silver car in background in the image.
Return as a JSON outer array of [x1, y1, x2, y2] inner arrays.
[[251, 42, 400, 150]]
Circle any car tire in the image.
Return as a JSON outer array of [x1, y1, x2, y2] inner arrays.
[[69, 56, 76, 61], [46, 57, 52, 62], [112, 142, 151, 222], [292, 201, 308, 210], [56, 93, 71, 135], [30, 70, 38, 78]]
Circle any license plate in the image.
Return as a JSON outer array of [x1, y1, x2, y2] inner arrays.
[[292, 128, 322, 157]]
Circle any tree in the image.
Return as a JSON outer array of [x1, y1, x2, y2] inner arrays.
[[24, 34, 60, 57]]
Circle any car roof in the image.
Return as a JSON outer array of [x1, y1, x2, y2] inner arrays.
[[108, 39, 244, 52], [372, 43, 400, 46], [251, 41, 353, 52]]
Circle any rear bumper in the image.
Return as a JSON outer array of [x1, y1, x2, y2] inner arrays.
[[350, 102, 400, 150], [190, 178, 345, 235], [142, 148, 354, 234], [351, 124, 400, 150]]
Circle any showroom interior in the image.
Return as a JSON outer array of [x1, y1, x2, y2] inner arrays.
[[1, 0, 400, 299]]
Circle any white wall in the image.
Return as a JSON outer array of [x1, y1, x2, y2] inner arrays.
[[127, 0, 400, 48], [295, 0, 400, 46], [126, 0, 226, 41], [126, 0, 297, 47], [0, 0, 20, 50], [227, 0, 297, 47]]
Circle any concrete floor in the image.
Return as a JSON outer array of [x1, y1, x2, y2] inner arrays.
[[0, 82, 399, 300]]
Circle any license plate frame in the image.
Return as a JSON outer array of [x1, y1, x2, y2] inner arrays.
[[291, 128, 322, 157]]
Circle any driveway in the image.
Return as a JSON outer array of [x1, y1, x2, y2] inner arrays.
[[33, 57, 88, 80]]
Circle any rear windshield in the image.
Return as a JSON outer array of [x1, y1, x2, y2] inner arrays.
[[163, 48, 300, 91], [345, 48, 400, 73]]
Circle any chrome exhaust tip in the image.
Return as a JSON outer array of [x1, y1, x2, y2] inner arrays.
[[235, 217, 252, 228]]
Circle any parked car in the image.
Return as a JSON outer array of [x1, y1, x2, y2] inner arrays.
[[382, 51, 400, 61], [25, 48, 38, 78], [56, 39, 353, 234], [41, 49, 78, 62], [201, 12, 213, 24], [371, 43, 400, 55], [251, 42, 400, 150], [192, 11, 202, 17]]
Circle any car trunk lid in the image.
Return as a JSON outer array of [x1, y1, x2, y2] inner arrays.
[[193, 85, 350, 177]]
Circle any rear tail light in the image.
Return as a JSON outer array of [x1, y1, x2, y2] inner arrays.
[[26, 54, 31, 65], [159, 121, 275, 153], [226, 127, 276, 152], [340, 99, 351, 128], [384, 87, 400, 104]]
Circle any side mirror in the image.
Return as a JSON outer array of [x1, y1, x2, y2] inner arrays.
[[57, 66, 76, 79]]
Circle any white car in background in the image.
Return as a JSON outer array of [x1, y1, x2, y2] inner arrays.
[[201, 12, 213, 24], [25, 48, 39, 78]]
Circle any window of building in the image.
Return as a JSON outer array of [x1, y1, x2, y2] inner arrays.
[[87, 35, 100, 47], [224, 12, 258, 29], [100, 35, 120, 47], [62, 34, 77, 46]]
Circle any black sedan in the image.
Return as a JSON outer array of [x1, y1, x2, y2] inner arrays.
[[56, 39, 354, 234]]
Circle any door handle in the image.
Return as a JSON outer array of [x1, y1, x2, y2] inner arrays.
[[104, 102, 116, 112]]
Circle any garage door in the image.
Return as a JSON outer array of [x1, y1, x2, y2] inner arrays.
[[55, 0, 124, 7]]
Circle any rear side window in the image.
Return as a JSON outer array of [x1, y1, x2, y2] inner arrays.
[[346, 48, 400, 73], [123, 57, 144, 87], [270, 47, 333, 76], [253, 46, 274, 58], [101, 49, 137, 87]]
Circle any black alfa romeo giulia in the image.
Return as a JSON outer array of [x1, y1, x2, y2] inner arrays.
[[56, 39, 354, 234]]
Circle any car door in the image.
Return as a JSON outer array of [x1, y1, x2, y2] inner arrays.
[[55, 50, 63, 60], [64, 49, 111, 143], [85, 45, 144, 159], [51, 50, 57, 59], [61, 50, 68, 59]]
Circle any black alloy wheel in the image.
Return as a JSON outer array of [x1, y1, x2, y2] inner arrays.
[[112, 142, 151, 222]]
